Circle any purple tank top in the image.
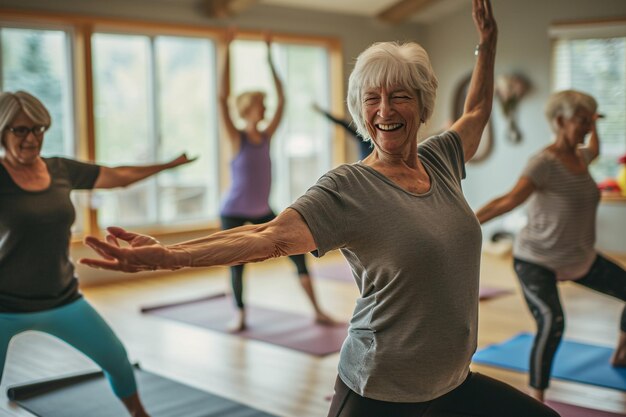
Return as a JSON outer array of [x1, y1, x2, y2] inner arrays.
[[220, 132, 272, 217]]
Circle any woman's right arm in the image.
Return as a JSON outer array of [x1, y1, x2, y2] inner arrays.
[[219, 31, 240, 147], [81, 208, 317, 273], [475, 177, 535, 224]]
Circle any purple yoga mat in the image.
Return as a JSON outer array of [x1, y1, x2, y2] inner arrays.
[[547, 400, 626, 417], [141, 293, 348, 356], [312, 261, 512, 301]]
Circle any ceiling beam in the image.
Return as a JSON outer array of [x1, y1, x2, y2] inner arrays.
[[377, 0, 439, 24], [203, 0, 258, 18]]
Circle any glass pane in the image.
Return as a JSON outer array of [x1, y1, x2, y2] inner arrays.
[[273, 44, 331, 207], [155, 36, 219, 223], [230, 40, 332, 210], [1, 28, 74, 157], [554, 38, 626, 181], [92, 33, 156, 227]]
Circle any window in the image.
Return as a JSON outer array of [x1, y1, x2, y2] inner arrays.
[[230, 40, 332, 210], [551, 23, 626, 181], [91, 32, 218, 227], [1, 12, 341, 236]]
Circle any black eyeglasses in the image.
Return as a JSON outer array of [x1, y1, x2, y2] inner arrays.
[[5, 125, 48, 138]]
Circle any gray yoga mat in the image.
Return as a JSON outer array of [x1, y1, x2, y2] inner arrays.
[[8, 367, 277, 417]]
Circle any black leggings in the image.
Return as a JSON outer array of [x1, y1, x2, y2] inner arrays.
[[327, 372, 559, 417], [514, 255, 626, 390], [221, 212, 309, 309]]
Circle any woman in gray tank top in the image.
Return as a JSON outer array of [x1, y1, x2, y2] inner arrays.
[[476, 90, 626, 402], [81, 1, 558, 416]]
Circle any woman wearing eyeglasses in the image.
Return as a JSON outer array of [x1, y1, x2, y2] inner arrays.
[[0, 90, 193, 417]]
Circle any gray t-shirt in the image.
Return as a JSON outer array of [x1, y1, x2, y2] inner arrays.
[[514, 148, 600, 280], [0, 157, 100, 312], [290, 131, 482, 402]]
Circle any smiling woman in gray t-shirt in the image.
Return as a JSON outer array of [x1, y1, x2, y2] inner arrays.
[[81, 2, 556, 416]]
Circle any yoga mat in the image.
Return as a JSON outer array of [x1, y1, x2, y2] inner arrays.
[[473, 333, 626, 391], [142, 293, 348, 356], [546, 400, 626, 417], [8, 367, 277, 417]]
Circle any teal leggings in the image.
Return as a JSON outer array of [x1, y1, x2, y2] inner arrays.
[[0, 297, 137, 398]]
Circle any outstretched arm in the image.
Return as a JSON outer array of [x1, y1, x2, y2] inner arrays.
[[450, 0, 498, 162], [94, 153, 195, 189], [263, 33, 285, 139], [80, 208, 316, 272], [475, 177, 535, 224], [312, 103, 359, 138], [218, 29, 240, 145]]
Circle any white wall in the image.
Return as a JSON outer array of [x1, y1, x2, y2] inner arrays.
[[424, 0, 626, 253]]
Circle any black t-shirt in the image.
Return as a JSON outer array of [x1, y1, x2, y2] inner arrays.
[[0, 157, 100, 312]]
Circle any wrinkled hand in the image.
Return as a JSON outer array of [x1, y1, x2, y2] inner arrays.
[[80, 227, 173, 273], [472, 0, 497, 44]]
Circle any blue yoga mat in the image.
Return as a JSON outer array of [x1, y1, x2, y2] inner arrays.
[[473, 333, 626, 391]]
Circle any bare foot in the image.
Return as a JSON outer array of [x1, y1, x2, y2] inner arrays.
[[227, 309, 246, 332], [315, 311, 337, 326], [611, 331, 626, 366], [121, 393, 150, 417], [529, 388, 544, 402], [611, 346, 626, 367]]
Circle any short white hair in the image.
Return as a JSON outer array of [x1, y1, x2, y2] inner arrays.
[[347, 41, 438, 142], [545, 90, 597, 133]]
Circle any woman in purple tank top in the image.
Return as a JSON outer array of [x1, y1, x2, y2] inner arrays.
[[217, 30, 334, 332]]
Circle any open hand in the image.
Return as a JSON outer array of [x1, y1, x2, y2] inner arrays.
[[80, 227, 173, 272], [473, 0, 497, 45]]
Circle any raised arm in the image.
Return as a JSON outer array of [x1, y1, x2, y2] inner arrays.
[[475, 177, 535, 224], [218, 30, 240, 146], [583, 113, 601, 161], [263, 33, 285, 139], [450, 0, 498, 162], [80, 208, 316, 272], [93, 153, 194, 189]]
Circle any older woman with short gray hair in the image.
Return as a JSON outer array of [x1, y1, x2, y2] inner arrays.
[[82, 1, 558, 416], [477, 89, 626, 403]]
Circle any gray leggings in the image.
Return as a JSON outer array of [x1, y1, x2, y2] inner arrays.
[[327, 372, 559, 417], [514, 254, 626, 390]]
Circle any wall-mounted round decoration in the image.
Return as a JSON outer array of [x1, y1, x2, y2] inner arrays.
[[452, 73, 493, 163]]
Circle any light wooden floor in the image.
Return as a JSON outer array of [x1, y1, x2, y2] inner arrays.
[[2, 251, 626, 416]]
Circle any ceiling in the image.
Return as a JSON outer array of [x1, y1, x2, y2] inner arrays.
[[260, 0, 467, 23], [213, 0, 470, 24]]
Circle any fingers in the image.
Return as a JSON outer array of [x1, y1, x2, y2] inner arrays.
[[79, 257, 124, 271], [106, 233, 120, 248], [107, 226, 140, 243], [84, 236, 123, 260]]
